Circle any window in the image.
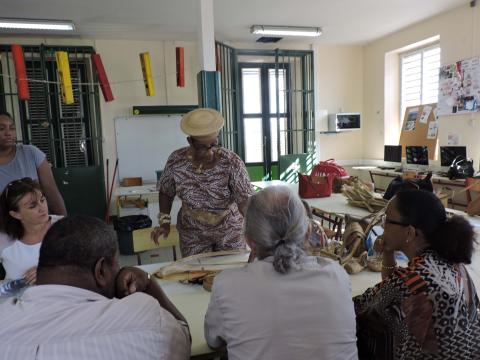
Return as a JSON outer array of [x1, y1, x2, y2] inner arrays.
[[400, 45, 440, 119]]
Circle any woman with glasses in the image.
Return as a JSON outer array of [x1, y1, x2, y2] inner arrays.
[[151, 108, 254, 257], [0, 178, 62, 283], [0, 112, 66, 215], [355, 189, 480, 360]]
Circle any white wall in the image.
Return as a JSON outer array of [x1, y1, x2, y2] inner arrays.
[[314, 44, 364, 161], [93, 39, 198, 179], [363, 4, 480, 167]]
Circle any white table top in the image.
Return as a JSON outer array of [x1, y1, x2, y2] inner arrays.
[[141, 246, 480, 357], [139, 260, 382, 358], [115, 184, 157, 197], [252, 180, 372, 218]]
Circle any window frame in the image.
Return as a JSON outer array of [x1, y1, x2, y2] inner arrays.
[[399, 42, 441, 122]]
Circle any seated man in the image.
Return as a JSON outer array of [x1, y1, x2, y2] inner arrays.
[[0, 215, 191, 360]]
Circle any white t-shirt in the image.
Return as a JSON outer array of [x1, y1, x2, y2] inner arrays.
[[0, 215, 62, 280]]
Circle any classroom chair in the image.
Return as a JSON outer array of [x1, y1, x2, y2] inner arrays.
[[132, 225, 180, 265], [466, 177, 480, 205], [311, 208, 344, 241]]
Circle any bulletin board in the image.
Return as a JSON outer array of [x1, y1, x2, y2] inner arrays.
[[399, 103, 438, 160]]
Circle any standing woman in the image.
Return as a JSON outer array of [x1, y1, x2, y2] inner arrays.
[[355, 189, 480, 360], [0, 112, 66, 215], [151, 108, 254, 257], [0, 178, 62, 283]]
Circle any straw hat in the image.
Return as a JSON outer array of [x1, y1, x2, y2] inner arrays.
[[181, 108, 224, 140]]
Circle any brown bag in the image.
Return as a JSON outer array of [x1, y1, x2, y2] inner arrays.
[[298, 173, 334, 198]]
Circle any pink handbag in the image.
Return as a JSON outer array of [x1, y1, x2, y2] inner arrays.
[[315, 159, 348, 178]]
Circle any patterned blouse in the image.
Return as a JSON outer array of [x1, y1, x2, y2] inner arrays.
[[354, 250, 480, 360], [158, 146, 254, 257]]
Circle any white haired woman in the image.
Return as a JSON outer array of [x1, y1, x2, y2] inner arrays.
[[204, 185, 358, 360]]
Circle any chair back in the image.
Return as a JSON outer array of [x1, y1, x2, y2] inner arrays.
[[132, 226, 180, 264]]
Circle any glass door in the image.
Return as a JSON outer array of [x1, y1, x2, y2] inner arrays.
[[240, 63, 288, 180]]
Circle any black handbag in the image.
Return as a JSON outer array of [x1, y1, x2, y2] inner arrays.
[[383, 172, 433, 200], [447, 156, 474, 180]]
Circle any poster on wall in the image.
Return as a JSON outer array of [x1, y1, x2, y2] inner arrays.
[[438, 56, 480, 115]]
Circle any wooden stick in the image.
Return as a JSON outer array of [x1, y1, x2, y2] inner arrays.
[[104, 158, 109, 219], [105, 159, 118, 224]]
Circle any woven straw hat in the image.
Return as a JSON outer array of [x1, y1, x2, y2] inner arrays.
[[180, 108, 224, 139]]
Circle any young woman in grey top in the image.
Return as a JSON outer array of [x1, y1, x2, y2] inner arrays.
[[0, 112, 66, 215]]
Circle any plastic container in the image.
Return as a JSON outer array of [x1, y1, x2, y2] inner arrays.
[[113, 215, 152, 255]]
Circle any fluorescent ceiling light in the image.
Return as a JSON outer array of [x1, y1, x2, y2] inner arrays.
[[0, 18, 75, 32], [251, 25, 321, 37]]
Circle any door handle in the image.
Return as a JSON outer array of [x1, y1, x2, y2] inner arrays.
[[79, 139, 86, 153]]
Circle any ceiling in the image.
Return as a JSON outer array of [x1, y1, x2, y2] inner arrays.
[[0, 0, 470, 44]]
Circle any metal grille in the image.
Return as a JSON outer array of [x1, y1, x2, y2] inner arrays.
[[234, 48, 315, 179], [25, 62, 54, 162], [0, 44, 103, 169], [61, 122, 88, 167], [215, 42, 239, 154], [27, 123, 53, 163]]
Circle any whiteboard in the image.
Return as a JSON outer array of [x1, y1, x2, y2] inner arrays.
[[115, 115, 187, 182]]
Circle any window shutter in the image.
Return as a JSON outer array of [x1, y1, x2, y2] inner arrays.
[[400, 45, 440, 119]]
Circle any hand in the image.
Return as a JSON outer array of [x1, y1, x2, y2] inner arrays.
[[373, 235, 385, 254], [24, 266, 37, 285], [150, 224, 171, 245], [115, 267, 150, 298]]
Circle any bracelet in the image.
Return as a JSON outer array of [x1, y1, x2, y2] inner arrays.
[[382, 263, 396, 270], [157, 212, 171, 221], [160, 219, 171, 226]]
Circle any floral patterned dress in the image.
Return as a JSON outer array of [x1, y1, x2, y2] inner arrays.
[[354, 250, 480, 360], [158, 147, 254, 257]]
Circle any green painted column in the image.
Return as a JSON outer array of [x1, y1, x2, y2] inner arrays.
[[197, 70, 222, 111]]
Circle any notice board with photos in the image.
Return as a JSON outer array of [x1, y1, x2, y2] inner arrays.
[[399, 103, 438, 160]]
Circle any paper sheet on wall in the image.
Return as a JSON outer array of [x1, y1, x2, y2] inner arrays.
[[447, 132, 461, 145], [419, 105, 432, 124], [404, 107, 418, 131], [427, 121, 438, 139]]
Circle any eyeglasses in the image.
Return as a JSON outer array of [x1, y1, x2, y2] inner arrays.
[[4, 177, 31, 199], [190, 138, 218, 151], [381, 213, 410, 227]]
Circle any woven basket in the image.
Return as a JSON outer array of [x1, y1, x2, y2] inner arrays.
[[367, 256, 383, 272], [202, 273, 216, 292]]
